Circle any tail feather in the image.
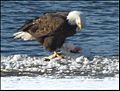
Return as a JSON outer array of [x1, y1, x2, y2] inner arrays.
[[13, 31, 35, 41], [13, 19, 35, 41]]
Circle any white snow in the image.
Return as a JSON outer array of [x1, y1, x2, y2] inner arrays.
[[1, 76, 119, 90], [1, 54, 119, 90]]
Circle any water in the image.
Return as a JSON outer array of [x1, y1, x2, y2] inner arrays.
[[1, 1, 119, 90], [1, 1, 119, 57]]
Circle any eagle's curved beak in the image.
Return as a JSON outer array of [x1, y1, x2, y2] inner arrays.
[[76, 15, 84, 31], [77, 22, 83, 31], [77, 23, 82, 30]]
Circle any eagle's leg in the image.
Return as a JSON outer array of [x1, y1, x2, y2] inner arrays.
[[47, 51, 58, 59], [47, 51, 64, 59], [55, 51, 64, 59]]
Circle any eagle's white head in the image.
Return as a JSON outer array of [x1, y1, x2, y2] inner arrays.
[[67, 11, 85, 31]]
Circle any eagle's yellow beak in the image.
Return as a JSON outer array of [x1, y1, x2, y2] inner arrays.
[[76, 15, 84, 31], [77, 22, 83, 31], [77, 23, 82, 30]]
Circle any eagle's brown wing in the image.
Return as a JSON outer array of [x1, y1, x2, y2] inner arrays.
[[19, 12, 68, 39]]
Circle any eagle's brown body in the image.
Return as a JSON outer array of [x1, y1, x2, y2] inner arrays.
[[17, 12, 77, 52]]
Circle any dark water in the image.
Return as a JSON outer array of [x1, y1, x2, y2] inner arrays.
[[1, 1, 119, 57]]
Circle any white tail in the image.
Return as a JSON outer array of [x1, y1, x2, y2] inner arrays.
[[13, 31, 35, 41]]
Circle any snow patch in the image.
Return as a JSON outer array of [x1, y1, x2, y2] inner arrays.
[[1, 54, 119, 78]]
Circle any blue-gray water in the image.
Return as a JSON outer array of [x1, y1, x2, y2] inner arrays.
[[1, 1, 119, 57], [1, 1, 119, 78]]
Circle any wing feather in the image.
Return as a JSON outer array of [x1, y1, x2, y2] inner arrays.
[[18, 13, 67, 39]]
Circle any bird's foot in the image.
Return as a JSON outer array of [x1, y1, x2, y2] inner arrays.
[[44, 52, 64, 61], [55, 52, 65, 59]]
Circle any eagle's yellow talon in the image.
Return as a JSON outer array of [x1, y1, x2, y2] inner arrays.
[[56, 53, 64, 59], [47, 51, 64, 60]]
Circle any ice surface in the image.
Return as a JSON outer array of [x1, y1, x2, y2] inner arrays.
[[1, 76, 119, 90], [1, 54, 119, 90], [1, 54, 119, 78]]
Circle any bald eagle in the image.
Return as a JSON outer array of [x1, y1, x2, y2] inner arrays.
[[13, 11, 84, 59]]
